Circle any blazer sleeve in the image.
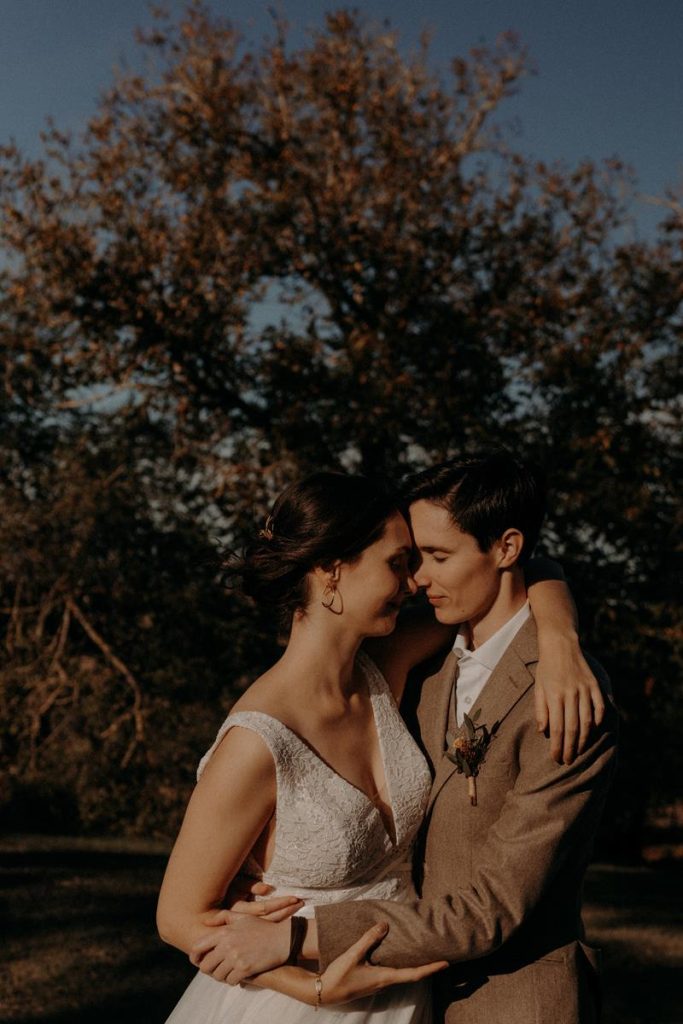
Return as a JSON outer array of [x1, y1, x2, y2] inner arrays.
[[316, 705, 617, 969]]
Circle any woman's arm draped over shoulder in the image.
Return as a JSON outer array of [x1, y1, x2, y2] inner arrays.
[[525, 557, 606, 764], [156, 725, 278, 954]]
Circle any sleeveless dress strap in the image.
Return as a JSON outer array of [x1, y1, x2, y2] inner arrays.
[[196, 710, 288, 780]]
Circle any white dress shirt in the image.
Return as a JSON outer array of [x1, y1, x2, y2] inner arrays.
[[453, 601, 531, 725]]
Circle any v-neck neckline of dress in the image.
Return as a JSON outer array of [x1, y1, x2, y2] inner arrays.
[[236, 653, 398, 846]]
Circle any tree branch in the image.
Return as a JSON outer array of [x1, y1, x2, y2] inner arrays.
[[66, 596, 145, 767]]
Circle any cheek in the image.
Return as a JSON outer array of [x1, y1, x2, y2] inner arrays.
[[349, 569, 395, 612], [376, 570, 400, 603], [447, 560, 495, 605]]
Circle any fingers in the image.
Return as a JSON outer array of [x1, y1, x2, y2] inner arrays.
[[547, 696, 564, 764], [590, 681, 606, 727], [190, 941, 249, 984], [262, 902, 303, 922], [229, 900, 255, 914], [226, 965, 252, 986], [561, 693, 579, 766], [195, 946, 226, 975], [417, 960, 449, 979], [344, 922, 390, 964], [199, 909, 231, 927], [258, 895, 303, 915], [384, 961, 449, 983], [191, 933, 225, 962], [225, 956, 261, 986], [231, 895, 303, 918], [534, 683, 549, 735], [226, 877, 273, 906], [577, 687, 593, 755], [249, 880, 274, 896], [211, 960, 233, 983]]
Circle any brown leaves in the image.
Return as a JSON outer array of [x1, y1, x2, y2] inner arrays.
[[0, 5, 680, 837]]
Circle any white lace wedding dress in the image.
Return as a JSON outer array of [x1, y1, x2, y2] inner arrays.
[[165, 651, 433, 1023]]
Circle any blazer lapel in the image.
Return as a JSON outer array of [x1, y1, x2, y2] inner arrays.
[[426, 616, 539, 814], [417, 649, 460, 766], [472, 617, 538, 737]]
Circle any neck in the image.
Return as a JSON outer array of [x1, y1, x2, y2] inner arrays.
[[467, 567, 527, 649], [278, 613, 364, 702]]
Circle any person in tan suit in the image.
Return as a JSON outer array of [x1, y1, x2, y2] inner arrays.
[[310, 453, 618, 1023], [187, 452, 617, 1023]]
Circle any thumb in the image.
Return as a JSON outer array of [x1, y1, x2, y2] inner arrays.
[[249, 880, 274, 896], [199, 909, 232, 927], [344, 922, 389, 964]]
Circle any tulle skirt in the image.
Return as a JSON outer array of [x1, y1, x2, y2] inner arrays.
[[164, 970, 431, 1023]]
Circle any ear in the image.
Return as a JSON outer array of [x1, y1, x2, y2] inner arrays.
[[313, 560, 342, 585], [496, 528, 524, 569]]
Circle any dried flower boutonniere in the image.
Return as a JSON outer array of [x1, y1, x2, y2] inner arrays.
[[446, 709, 495, 806]]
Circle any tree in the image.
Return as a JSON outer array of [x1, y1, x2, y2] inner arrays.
[[1, 3, 680, 847]]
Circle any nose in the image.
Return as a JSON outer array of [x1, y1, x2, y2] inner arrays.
[[413, 563, 430, 589], [403, 572, 418, 596]]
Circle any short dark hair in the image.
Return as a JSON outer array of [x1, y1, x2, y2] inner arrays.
[[238, 472, 400, 630], [403, 450, 546, 565]]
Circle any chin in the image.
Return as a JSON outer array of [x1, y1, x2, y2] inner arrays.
[[372, 615, 399, 636], [432, 606, 461, 625]]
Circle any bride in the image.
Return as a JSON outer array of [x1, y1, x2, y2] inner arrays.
[[157, 471, 601, 1021]]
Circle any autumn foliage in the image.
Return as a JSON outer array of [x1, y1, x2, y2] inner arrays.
[[1, 4, 680, 851]]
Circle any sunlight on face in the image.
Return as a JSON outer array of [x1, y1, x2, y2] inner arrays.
[[408, 500, 501, 627]]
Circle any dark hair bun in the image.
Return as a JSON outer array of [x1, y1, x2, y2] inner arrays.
[[239, 472, 398, 629]]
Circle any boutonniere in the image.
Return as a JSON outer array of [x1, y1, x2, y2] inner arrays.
[[446, 710, 494, 806]]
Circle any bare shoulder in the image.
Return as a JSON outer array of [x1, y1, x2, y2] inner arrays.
[[225, 664, 306, 738], [198, 668, 287, 791], [199, 720, 275, 788], [228, 662, 289, 715]]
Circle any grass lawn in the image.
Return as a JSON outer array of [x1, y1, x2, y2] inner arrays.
[[1, 836, 681, 1024]]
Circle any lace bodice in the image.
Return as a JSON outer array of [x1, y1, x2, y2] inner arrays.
[[197, 651, 431, 910]]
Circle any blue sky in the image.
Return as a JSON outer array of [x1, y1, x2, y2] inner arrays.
[[1, 0, 682, 236]]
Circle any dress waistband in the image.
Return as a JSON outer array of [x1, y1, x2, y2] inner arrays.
[[255, 861, 415, 914]]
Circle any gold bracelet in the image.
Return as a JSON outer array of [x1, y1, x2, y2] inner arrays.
[[313, 973, 323, 1011]]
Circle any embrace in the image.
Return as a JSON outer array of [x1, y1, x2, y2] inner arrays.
[[157, 450, 618, 1024]]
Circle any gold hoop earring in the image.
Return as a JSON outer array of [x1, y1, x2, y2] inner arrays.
[[321, 583, 343, 615]]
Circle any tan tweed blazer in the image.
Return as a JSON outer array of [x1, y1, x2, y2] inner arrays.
[[316, 617, 618, 1024]]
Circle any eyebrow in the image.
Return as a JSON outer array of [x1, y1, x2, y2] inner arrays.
[[418, 545, 453, 553]]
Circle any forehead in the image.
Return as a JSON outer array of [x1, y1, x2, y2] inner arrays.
[[408, 499, 464, 546], [378, 510, 412, 548]]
